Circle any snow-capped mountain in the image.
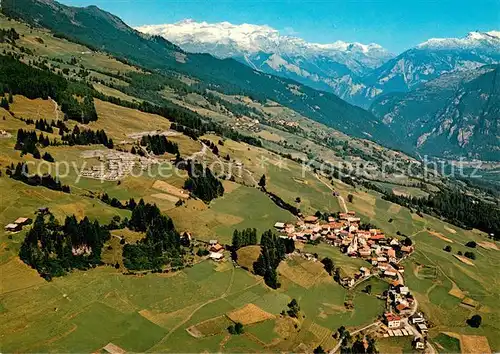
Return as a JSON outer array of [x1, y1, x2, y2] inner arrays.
[[136, 20, 394, 106], [136, 20, 392, 74], [137, 22, 500, 108], [418, 31, 500, 51], [364, 31, 500, 99]]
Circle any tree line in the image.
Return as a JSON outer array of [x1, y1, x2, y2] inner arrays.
[[253, 230, 294, 289], [140, 134, 179, 155], [231, 228, 258, 251], [7, 162, 70, 193], [383, 189, 500, 239], [19, 212, 110, 280], [123, 200, 182, 271], [0, 27, 19, 44], [61, 125, 113, 148], [15, 129, 54, 158], [184, 162, 224, 203]]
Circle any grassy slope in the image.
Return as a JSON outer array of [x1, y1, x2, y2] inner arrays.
[[0, 14, 498, 354]]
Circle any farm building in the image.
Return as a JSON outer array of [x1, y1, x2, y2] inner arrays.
[[303, 215, 319, 224], [209, 243, 224, 253], [209, 252, 224, 261], [384, 313, 402, 328], [413, 338, 425, 350], [274, 222, 285, 229], [5, 223, 21, 232], [14, 217, 32, 226]]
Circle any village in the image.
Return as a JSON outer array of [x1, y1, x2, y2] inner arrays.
[[272, 210, 432, 352], [79, 149, 161, 181]]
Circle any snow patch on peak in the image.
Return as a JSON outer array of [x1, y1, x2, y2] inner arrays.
[[134, 20, 391, 61], [417, 30, 500, 50], [486, 30, 500, 39]]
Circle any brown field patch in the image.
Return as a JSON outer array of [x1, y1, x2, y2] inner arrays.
[[477, 241, 499, 250], [188, 315, 233, 337], [454, 255, 474, 266], [102, 342, 126, 354], [139, 303, 199, 329], [91, 99, 171, 139], [186, 326, 203, 338], [256, 130, 284, 142], [460, 297, 479, 309], [236, 245, 261, 271], [350, 191, 376, 218], [111, 228, 145, 243], [308, 322, 332, 343], [293, 178, 309, 185], [274, 316, 298, 338], [444, 226, 457, 234], [278, 257, 327, 289], [93, 83, 140, 103], [448, 282, 465, 299], [392, 188, 410, 197], [227, 303, 274, 325], [0, 258, 45, 295], [429, 230, 453, 243], [150, 193, 179, 203], [221, 180, 241, 194], [152, 180, 190, 199], [10, 96, 61, 120], [214, 213, 244, 226], [460, 335, 491, 354]]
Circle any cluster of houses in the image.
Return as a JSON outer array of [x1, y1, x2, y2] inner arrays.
[[387, 281, 416, 315], [208, 239, 225, 261], [274, 211, 413, 285], [272, 119, 300, 129], [79, 150, 160, 181], [232, 117, 261, 132], [382, 283, 429, 350], [383, 311, 429, 349], [4, 217, 32, 232]]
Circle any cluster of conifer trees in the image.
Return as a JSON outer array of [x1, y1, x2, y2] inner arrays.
[[201, 139, 220, 155], [140, 134, 179, 155], [19, 212, 110, 280], [231, 228, 258, 251], [184, 162, 224, 203], [7, 162, 70, 193], [99, 194, 137, 210], [253, 230, 294, 289], [33, 118, 54, 133], [61, 125, 113, 148], [0, 27, 19, 44], [123, 200, 182, 270], [15, 129, 54, 157]]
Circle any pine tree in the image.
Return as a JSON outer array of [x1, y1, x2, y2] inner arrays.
[[0, 96, 9, 110]]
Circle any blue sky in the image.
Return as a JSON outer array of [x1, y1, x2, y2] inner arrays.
[[61, 0, 498, 53]]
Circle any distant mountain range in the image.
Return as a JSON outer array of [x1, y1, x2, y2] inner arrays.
[[370, 65, 500, 160], [0, 0, 400, 147], [2, 0, 498, 160], [138, 22, 500, 108]]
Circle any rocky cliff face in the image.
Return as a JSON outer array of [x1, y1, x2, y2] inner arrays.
[[370, 65, 500, 160]]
